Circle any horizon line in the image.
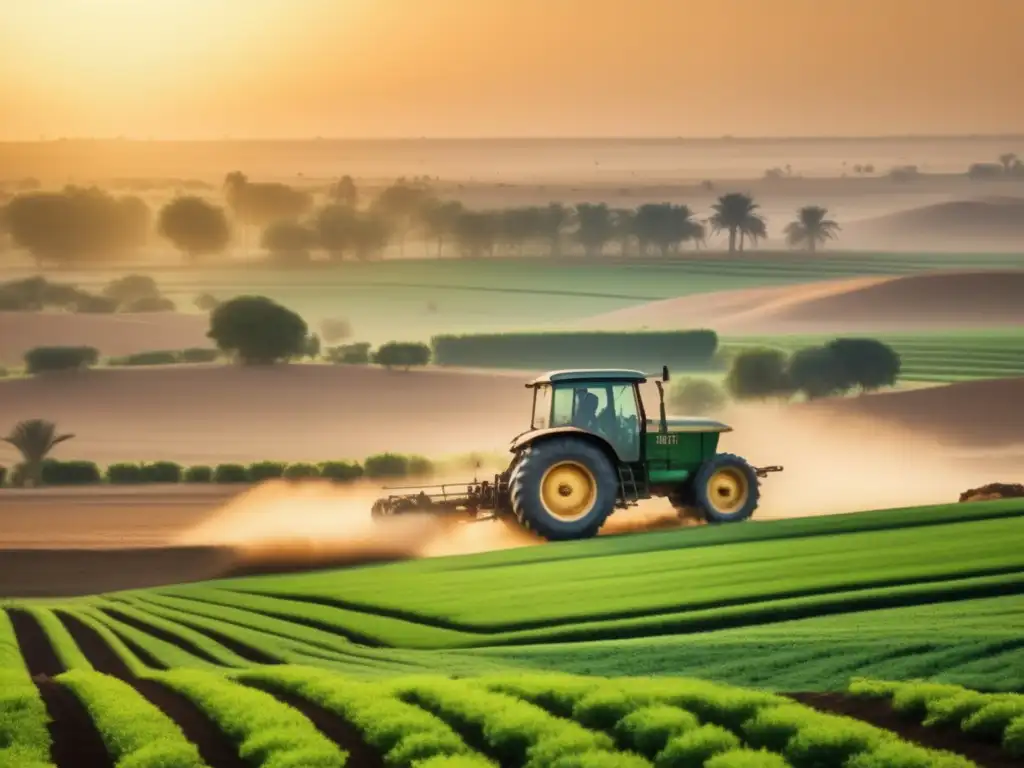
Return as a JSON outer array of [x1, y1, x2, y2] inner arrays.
[[1, 132, 1023, 144]]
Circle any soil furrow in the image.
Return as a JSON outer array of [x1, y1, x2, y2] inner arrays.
[[35, 676, 113, 768], [8, 607, 65, 678], [98, 606, 226, 665], [56, 610, 247, 768], [243, 680, 386, 768], [788, 692, 1019, 768]]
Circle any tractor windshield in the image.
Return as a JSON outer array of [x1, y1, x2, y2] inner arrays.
[[531, 384, 553, 429], [547, 382, 641, 461]]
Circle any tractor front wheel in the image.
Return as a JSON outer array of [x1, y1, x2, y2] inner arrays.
[[692, 453, 760, 523], [509, 437, 618, 541]]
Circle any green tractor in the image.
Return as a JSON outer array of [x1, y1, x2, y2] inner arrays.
[[371, 367, 782, 541]]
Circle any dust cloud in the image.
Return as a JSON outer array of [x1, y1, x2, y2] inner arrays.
[[170, 404, 1016, 576]]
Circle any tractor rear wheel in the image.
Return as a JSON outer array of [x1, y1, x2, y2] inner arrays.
[[509, 436, 618, 541], [692, 453, 760, 523]]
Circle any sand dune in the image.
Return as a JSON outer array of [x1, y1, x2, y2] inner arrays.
[[0, 311, 210, 366], [578, 270, 1024, 334], [848, 197, 1024, 242]]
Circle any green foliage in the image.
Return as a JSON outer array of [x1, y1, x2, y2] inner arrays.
[[846, 741, 975, 768], [2, 418, 75, 487], [1005, 715, 1024, 757], [39, 459, 102, 485], [614, 706, 700, 759], [122, 295, 177, 312], [317, 461, 363, 482], [431, 331, 718, 371], [261, 221, 317, 266], [152, 668, 346, 767], [825, 338, 901, 391], [325, 342, 371, 364], [179, 347, 220, 363], [57, 669, 204, 768], [304, 333, 322, 360], [725, 348, 791, 400], [667, 378, 727, 415], [158, 195, 231, 261], [140, 461, 182, 483], [364, 453, 434, 478], [208, 295, 309, 365], [103, 274, 161, 305], [654, 724, 740, 768], [183, 465, 213, 483], [248, 461, 287, 482], [109, 350, 179, 366], [375, 341, 431, 369], [962, 699, 1024, 740], [787, 346, 849, 400], [213, 463, 249, 483], [0, 466, 6, 487], [24, 345, 99, 373], [106, 462, 145, 484], [0, 670, 52, 767], [283, 462, 320, 480], [704, 749, 791, 768]]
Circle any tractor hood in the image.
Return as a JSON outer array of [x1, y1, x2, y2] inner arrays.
[[648, 417, 733, 433]]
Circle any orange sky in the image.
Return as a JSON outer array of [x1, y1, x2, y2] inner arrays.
[[0, 0, 1020, 140]]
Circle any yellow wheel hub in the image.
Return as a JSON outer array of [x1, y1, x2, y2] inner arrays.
[[706, 467, 750, 515], [540, 461, 597, 522]]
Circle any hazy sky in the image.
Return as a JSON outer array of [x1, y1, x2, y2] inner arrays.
[[1, 0, 1021, 140]]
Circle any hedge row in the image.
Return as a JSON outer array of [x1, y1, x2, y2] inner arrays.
[[107, 348, 221, 366], [1, 453, 434, 487], [430, 330, 719, 371]]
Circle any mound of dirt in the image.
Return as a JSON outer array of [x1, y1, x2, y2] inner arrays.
[[578, 270, 1024, 334], [959, 482, 1024, 502], [802, 376, 1024, 448], [0, 311, 210, 365], [0, 364, 530, 465]]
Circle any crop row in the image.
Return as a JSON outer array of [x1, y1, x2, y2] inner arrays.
[[848, 677, 1024, 757], [3, 451, 433, 487]]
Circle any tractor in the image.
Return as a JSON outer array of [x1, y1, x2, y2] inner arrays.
[[370, 367, 782, 541]]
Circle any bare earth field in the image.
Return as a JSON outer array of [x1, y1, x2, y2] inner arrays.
[[0, 311, 210, 366], [579, 269, 1024, 334]]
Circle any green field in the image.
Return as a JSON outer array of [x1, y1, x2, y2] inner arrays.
[[5, 500, 1024, 765], [25, 251, 1024, 344]]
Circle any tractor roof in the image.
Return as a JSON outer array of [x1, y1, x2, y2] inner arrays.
[[527, 369, 648, 387]]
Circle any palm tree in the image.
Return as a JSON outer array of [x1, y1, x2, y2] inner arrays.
[[709, 193, 765, 253], [3, 419, 74, 487], [784, 206, 841, 253]]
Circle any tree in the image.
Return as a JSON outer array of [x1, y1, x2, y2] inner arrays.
[[261, 221, 317, 265], [538, 203, 572, 257], [784, 206, 841, 253], [350, 212, 392, 260], [725, 348, 793, 400], [612, 208, 637, 256], [315, 204, 358, 261], [499, 206, 544, 256], [418, 198, 464, 258], [320, 317, 352, 343], [5, 186, 150, 266], [453, 211, 499, 258], [194, 293, 220, 312], [303, 333, 321, 360], [574, 203, 615, 258], [223, 172, 313, 227], [825, 338, 901, 392], [999, 153, 1019, 173], [371, 179, 434, 256], [103, 274, 161, 306], [373, 341, 431, 370], [158, 196, 231, 262], [328, 175, 358, 208], [668, 378, 728, 415], [709, 193, 765, 254], [207, 295, 308, 365], [788, 346, 849, 399], [634, 203, 704, 256], [3, 419, 74, 487]]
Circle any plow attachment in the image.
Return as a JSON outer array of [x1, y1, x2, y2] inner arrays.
[[370, 478, 503, 521]]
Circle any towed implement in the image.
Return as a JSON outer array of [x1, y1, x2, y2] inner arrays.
[[371, 367, 782, 541]]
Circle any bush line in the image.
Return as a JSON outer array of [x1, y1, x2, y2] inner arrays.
[[3, 452, 435, 487]]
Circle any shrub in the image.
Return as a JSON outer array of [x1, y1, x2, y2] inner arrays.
[[668, 378, 727, 415], [725, 348, 792, 400], [109, 350, 178, 366], [742, 704, 813, 752], [213, 463, 248, 483], [847, 741, 975, 768], [0, 466, 6, 487], [317, 460, 363, 482], [179, 347, 219, 363], [364, 453, 433, 478], [1006, 715, 1024, 757], [106, 462, 144, 484], [140, 461, 182, 483], [614, 705, 700, 759], [247, 461, 286, 482], [962, 699, 1024, 740], [374, 341, 431, 370], [72, 294, 119, 313], [39, 459, 102, 485], [283, 462, 320, 480], [826, 338, 901, 392], [103, 274, 161, 305], [24, 345, 99, 373], [787, 345, 850, 400], [207, 295, 309, 365], [303, 333, 321, 360], [922, 691, 990, 727], [122, 295, 177, 312], [704, 749, 791, 768], [325, 342, 371, 365], [194, 293, 220, 311], [655, 724, 740, 768], [783, 721, 883, 767], [184, 465, 213, 483], [572, 690, 651, 732]]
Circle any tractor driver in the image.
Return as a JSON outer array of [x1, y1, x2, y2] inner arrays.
[[573, 390, 600, 431]]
